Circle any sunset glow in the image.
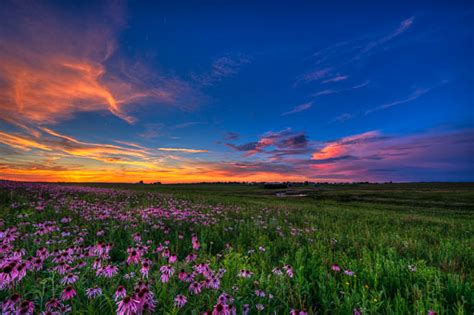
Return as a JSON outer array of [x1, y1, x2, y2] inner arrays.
[[0, 1, 472, 183]]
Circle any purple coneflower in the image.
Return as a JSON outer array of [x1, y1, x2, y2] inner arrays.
[[189, 281, 202, 295], [116, 296, 139, 315], [61, 286, 76, 301], [237, 269, 253, 278], [60, 273, 78, 285], [174, 294, 187, 308], [115, 285, 127, 301], [2, 293, 21, 313], [86, 287, 103, 299]]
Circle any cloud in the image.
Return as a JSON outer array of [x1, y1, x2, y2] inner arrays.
[[296, 68, 332, 84], [322, 75, 348, 84], [173, 122, 206, 129], [192, 53, 251, 86], [1, 127, 472, 183], [157, 148, 208, 153], [298, 17, 415, 85], [0, 128, 157, 168], [223, 132, 240, 141], [0, 1, 199, 128], [308, 128, 474, 181], [282, 102, 313, 116], [139, 123, 165, 138], [225, 142, 260, 152], [365, 87, 431, 115], [331, 113, 354, 123], [313, 80, 369, 97], [225, 129, 310, 157]]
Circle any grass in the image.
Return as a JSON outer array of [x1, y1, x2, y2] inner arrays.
[[0, 181, 472, 314]]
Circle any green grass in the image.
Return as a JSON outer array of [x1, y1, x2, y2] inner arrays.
[[0, 182, 472, 314]]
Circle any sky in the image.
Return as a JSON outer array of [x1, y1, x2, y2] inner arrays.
[[0, 0, 473, 183]]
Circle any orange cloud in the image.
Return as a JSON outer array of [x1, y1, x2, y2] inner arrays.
[[312, 131, 381, 160], [157, 148, 209, 153], [0, 131, 51, 151], [0, 1, 197, 128]]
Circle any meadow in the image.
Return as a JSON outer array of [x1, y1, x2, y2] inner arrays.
[[0, 181, 472, 314]]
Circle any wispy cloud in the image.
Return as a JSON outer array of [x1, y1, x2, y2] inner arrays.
[[139, 123, 165, 138], [223, 132, 240, 141], [282, 102, 313, 116], [173, 122, 206, 129], [331, 113, 354, 123], [322, 75, 348, 84], [297, 17, 415, 85], [157, 147, 208, 153], [0, 1, 201, 128], [192, 53, 251, 86], [365, 85, 435, 115], [312, 80, 369, 97]]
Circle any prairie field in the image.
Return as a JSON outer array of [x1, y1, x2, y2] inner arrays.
[[0, 181, 472, 314]]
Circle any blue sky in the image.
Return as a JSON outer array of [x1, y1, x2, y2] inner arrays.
[[0, 0, 472, 182]]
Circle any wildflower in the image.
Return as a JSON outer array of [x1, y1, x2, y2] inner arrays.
[[123, 272, 136, 280], [353, 308, 362, 315], [331, 264, 341, 272], [126, 248, 141, 265], [45, 298, 61, 311], [115, 285, 127, 301], [133, 233, 141, 243], [168, 254, 177, 264], [97, 265, 118, 278], [0, 265, 14, 288], [283, 264, 294, 278], [140, 260, 151, 278], [162, 249, 170, 258], [136, 288, 156, 313], [290, 310, 309, 315], [92, 258, 101, 270], [17, 300, 35, 315], [408, 264, 417, 272], [159, 265, 174, 283], [212, 303, 234, 315], [174, 295, 187, 308], [61, 286, 76, 300], [60, 273, 79, 285], [255, 289, 266, 297], [53, 262, 70, 275], [178, 269, 189, 281], [427, 311, 438, 315], [116, 296, 140, 315], [185, 253, 198, 262], [256, 304, 265, 311], [189, 281, 202, 295], [217, 293, 234, 305], [205, 276, 221, 289], [237, 269, 253, 278], [344, 269, 355, 276], [243, 304, 250, 315], [2, 294, 21, 313], [86, 287, 103, 299]]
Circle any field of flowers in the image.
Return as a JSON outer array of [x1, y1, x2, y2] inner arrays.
[[0, 181, 472, 314]]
